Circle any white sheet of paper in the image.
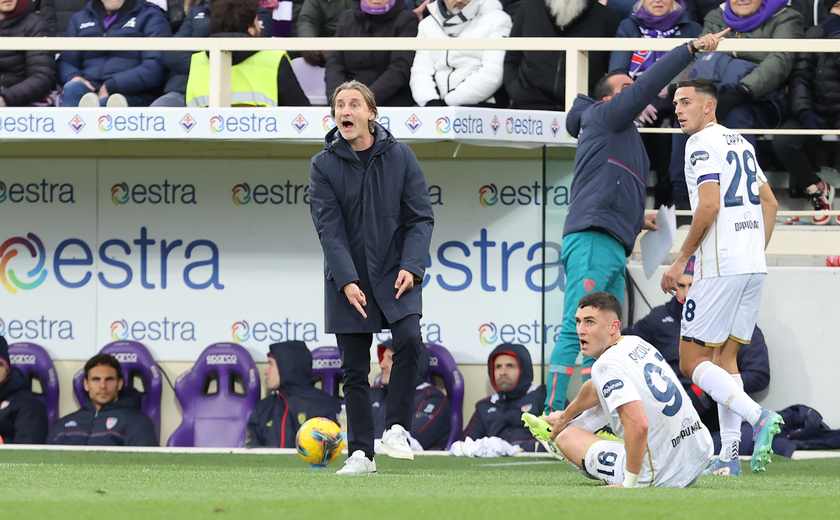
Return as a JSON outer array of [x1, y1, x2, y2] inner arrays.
[[640, 205, 677, 280]]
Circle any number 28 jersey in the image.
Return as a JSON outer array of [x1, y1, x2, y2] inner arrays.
[[592, 336, 712, 487], [684, 123, 768, 280]]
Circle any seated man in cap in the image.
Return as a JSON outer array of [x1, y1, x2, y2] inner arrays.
[[0, 336, 48, 444], [48, 353, 156, 446], [246, 340, 342, 448], [371, 339, 450, 451]]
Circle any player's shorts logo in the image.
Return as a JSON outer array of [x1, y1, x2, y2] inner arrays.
[[602, 379, 624, 398]]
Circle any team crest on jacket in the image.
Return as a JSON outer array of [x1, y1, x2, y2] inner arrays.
[[106, 417, 118, 430], [520, 403, 532, 413], [298, 413, 307, 425], [0, 400, 8, 410]]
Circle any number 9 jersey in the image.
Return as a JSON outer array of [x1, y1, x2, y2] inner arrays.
[[684, 124, 768, 280], [591, 336, 713, 488]]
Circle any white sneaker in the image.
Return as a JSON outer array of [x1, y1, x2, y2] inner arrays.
[[335, 450, 376, 475], [78, 92, 99, 107], [106, 93, 128, 108], [380, 424, 415, 460]]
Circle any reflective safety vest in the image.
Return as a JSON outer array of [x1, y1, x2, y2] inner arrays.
[[185, 50, 288, 107]]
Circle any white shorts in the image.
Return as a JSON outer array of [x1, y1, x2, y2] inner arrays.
[[681, 273, 766, 346], [582, 440, 627, 485]]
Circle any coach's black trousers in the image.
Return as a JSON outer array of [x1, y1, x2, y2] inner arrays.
[[336, 314, 422, 459]]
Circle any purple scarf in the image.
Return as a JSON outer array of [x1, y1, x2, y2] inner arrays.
[[361, 0, 396, 14], [634, 0, 687, 31], [103, 12, 118, 29], [723, 0, 789, 33]]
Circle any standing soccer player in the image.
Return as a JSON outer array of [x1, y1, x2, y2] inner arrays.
[[660, 78, 782, 475]]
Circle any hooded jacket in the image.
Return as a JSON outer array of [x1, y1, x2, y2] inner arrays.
[[563, 43, 695, 255], [325, 0, 419, 106], [502, 0, 621, 110], [57, 0, 172, 105], [47, 386, 157, 446], [788, 18, 840, 121], [0, 0, 56, 107], [409, 0, 512, 107], [0, 367, 49, 444], [462, 343, 545, 450], [245, 341, 341, 448], [371, 340, 451, 450], [309, 123, 434, 334]]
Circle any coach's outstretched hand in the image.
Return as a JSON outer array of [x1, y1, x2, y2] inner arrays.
[[688, 28, 730, 55]]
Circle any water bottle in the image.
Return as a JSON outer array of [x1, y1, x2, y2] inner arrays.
[[338, 404, 347, 433]]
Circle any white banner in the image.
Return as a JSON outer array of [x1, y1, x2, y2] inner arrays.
[[0, 157, 573, 364], [0, 107, 576, 147]]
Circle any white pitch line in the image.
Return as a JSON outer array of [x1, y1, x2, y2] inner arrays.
[[475, 461, 560, 467]]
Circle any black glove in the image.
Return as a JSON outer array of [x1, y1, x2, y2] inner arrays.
[[716, 83, 752, 121], [424, 99, 447, 107], [798, 109, 826, 130]]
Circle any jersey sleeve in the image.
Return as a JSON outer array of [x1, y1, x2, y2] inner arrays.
[[592, 360, 642, 415], [686, 133, 722, 186]]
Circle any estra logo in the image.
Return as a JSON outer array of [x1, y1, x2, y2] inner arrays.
[[110, 181, 196, 205], [0, 179, 75, 204], [477, 183, 570, 207], [505, 116, 544, 136], [231, 321, 250, 342], [478, 323, 497, 345], [229, 181, 309, 206], [230, 318, 318, 344], [0, 315, 74, 340], [0, 233, 48, 294], [478, 321, 562, 346], [110, 318, 196, 342]]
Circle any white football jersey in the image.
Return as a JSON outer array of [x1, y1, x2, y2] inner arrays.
[[591, 336, 713, 488], [684, 123, 768, 280]]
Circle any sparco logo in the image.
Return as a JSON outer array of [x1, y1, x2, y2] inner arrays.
[[112, 353, 138, 363], [206, 354, 238, 365], [601, 379, 624, 398], [312, 358, 341, 369], [10, 354, 36, 365]]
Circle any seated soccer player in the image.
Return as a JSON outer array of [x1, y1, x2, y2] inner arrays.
[[371, 340, 450, 450], [246, 341, 341, 448], [462, 343, 545, 451], [0, 336, 48, 444], [623, 258, 770, 471], [48, 354, 156, 446], [531, 292, 712, 488]]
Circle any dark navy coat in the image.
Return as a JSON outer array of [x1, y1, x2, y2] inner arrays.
[[47, 386, 157, 446], [309, 123, 434, 333], [0, 368, 48, 444], [57, 0, 172, 104], [246, 341, 341, 448], [462, 343, 545, 451]]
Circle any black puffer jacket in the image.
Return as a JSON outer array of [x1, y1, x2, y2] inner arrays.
[[0, 0, 55, 106], [788, 20, 840, 123], [39, 0, 87, 36], [325, 0, 418, 106], [0, 367, 48, 444]]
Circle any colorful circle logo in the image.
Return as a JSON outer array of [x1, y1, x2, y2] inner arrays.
[[436, 117, 451, 134], [111, 182, 129, 205], [98, 115, 113, 132], [505, 117, 514, 134], [110, 320, 129, 341], [479, 184, 498, 207], [232, 183, 251, 206], [323, 115, 336, 132], [0, 233, 48, 295], [479, 323, 497, 346], [232, 321, 250, 343], [210, 116, 225, 133], [0, 181, 6, 203], [0, 318, 5, 336]]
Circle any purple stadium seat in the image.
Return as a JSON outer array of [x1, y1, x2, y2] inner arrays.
[[425, 343, 464, 450], [8, 343, 60, 425], [167, 343, 260, 447], [72, 341, 163, 441], [310, 346, 343, 399]]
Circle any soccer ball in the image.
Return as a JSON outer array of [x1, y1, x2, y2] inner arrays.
[[295, 417, 345, 467]]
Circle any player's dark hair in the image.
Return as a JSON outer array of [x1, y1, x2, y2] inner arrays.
[[675, 78, 718, 102], [593, 71, 630, 101], [209, 0, 258, 35], [578, 291, 623, 319], [84, 354, 123, 380]]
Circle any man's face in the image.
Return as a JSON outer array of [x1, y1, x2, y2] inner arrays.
[[606, 74, 633, 100], [379, 348, 393, 385], [0, 0, 18, 15], [101, 0, 125, 12], [83, 364, 123, 409], [674, 86, 713, 135], [730, 0, 762, 18], [575, 306, 619, 359], [247, 15, 261, 37], [0, 363, 7, 382], [334, 89, 375, 145], [443, 0, 471, 13], [676, 273, 693, 303], [493, 354, 520, 392], [264, 356, 281, 391]]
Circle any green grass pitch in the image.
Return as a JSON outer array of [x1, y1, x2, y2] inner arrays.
[[2, 450, 840, 519]]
